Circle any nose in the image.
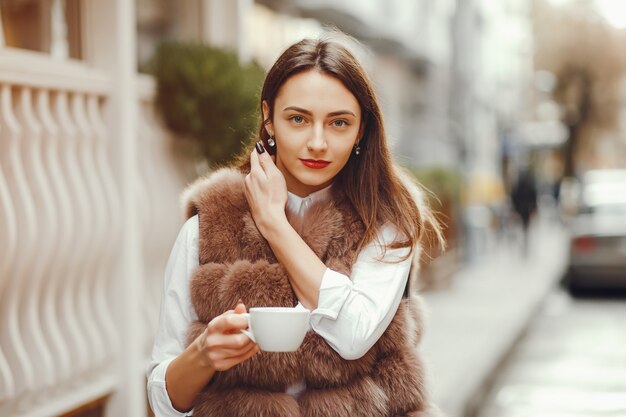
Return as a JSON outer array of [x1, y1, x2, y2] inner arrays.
[[307, 123, 327, 153]]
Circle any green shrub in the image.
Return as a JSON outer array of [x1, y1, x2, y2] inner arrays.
[[408, 166, 462, 206], [407, 166, 463, 243], [148, 42, 265, 166]]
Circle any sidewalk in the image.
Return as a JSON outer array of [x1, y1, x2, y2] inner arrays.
[[420, 219, 568, 417]]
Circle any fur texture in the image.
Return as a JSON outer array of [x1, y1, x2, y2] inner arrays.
[[181, 167, 440, 417]]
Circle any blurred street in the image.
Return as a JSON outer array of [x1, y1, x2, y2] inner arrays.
[[421, 207, 569, 417], [476, 288, 626, 417], [423, 205, 626, 417]]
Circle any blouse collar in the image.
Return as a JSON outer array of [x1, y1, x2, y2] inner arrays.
[[286, 183, 333, 217]]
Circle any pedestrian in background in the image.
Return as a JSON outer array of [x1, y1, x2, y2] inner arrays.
[[147, 34, 444, 417], [511, 169, 538, 256]]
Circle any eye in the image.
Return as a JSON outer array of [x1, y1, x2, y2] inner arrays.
[[332, 119, 348, 128], [290, 115, 305, 124]]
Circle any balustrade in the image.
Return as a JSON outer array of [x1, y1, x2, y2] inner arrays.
[[0, 51, 187, 417]]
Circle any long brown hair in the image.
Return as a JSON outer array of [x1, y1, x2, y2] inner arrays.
[[237, 37, 443, 259]]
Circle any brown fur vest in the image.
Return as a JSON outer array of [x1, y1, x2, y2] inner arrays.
[[181, 167, 440, 417]]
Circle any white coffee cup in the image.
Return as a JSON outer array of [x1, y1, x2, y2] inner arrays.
[[240, 307, 310, 352]]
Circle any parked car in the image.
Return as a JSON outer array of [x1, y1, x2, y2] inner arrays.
[[565, 169, 626, 292]]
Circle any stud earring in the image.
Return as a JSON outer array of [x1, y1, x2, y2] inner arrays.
[[267, 135, 276, 148], [354, 143, 361, 155]]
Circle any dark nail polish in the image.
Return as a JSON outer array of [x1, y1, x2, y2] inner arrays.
[[255, 142, 265, 154]]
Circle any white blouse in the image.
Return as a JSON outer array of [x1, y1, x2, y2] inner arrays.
[[147, 185, 412, 417]]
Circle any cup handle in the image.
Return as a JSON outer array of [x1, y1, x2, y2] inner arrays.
[[240, 328, 256, 343], [239, 313, 256, 343]]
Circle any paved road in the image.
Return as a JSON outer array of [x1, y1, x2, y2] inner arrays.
[[475, 289, 626, 417]]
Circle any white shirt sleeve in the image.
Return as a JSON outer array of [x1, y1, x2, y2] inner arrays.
[[309, 223, 412, 360], [147, 215, 199, 417]]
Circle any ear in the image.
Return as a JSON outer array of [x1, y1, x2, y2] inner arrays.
[[262, 100, 274, 136]]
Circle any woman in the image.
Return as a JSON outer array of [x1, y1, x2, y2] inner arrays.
[[148, 36, 444, 417]]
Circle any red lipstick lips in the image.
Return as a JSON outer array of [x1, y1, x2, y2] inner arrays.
[[300, 159, 330, 169]]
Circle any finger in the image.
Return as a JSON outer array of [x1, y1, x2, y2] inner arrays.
[[218, 338, 258, 358], [234, 301, 247, 314], [217, 344, 260, 371], [255, 144, 275, 178], [257, 146, 278, 173], [256, 146, 267, 170], [208, 312, 249, 333], [203, 309, 234, 334], [257, 147, 274, 167], [249, 148, 266, 179], [224, 304, 248, 334], [208, 332, 255, 351], [222, 332, 255, 350], [257, 147, 283, 180]]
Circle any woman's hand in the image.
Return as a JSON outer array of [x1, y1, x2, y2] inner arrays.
[[166, 302, 258, 412], [244, 143, 288, 235], [243, 142, 326, 310], [193, 302, 259, 372]]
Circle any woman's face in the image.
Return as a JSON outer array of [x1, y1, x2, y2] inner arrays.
[[263, 70, 362, 197]]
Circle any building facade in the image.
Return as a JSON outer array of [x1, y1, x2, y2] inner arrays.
[[0, 1, 534, 415]]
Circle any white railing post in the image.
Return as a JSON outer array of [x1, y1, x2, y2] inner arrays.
[[83, 1, 145, 416], [0, 85, 36, 412]]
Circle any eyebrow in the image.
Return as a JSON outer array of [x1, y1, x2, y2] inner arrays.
[[282, 106, 356, 118]]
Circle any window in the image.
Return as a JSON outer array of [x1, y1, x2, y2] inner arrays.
[[1, 0, 82, 59]]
